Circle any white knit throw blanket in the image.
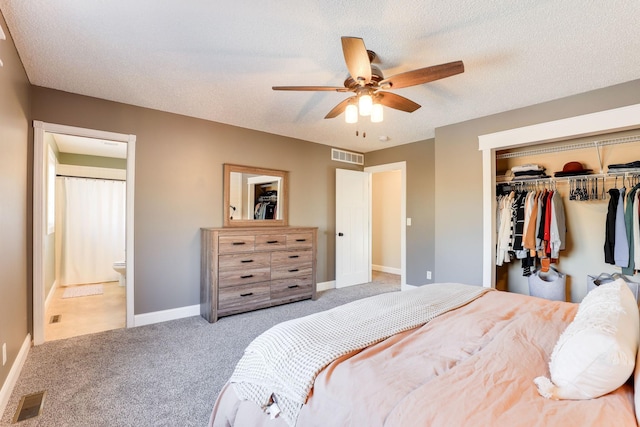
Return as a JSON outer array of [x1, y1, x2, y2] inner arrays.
[[230, 283, 491, 426]]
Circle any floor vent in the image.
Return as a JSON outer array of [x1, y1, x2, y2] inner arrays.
[[13, 391, 46, 422], [331, 148, 364, 165], [49, 314, 61, 324]]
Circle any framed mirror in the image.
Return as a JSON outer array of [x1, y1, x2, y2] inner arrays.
[[223, 164, 289, 227]]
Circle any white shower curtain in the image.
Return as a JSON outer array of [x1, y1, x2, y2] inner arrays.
[[58, 177, 126, 286]]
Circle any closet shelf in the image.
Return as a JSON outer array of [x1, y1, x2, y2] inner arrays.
[[496, 134, 640, 160], [497, 170, 640, 185]]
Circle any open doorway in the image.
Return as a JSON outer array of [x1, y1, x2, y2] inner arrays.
[[366, 162, 406, 290], [33, 121, 136, 345], [371, 169, 402, 289]]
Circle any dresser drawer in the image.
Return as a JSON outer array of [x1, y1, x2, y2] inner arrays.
[[218, 282, 270, 316], [286, 233, 314, 249], [271, 250, 313, 280], [271, 249, 312, 267], [219, 235, 255, 253], [270, 276, 313, 302], [219, 252, 270, 272], [219, 266, 271, 287], [255, 234, 287, 251]]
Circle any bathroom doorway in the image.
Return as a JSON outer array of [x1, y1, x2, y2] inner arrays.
[[33, 121, 136, 345]]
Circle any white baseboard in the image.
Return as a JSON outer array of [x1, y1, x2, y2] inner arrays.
[[316, 280, 335, 292], [0, 334, 31, 418], [133, 304, 200, 327], [401, 283, 418, 291], [372, 264, 401, 275]]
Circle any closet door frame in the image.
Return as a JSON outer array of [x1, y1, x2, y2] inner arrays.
[[478, 103, 640, 288]]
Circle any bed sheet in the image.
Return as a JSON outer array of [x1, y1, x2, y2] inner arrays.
[[210, 289, 637, 427]]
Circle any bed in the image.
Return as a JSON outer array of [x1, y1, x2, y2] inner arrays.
[[209, 281, 640, 427]]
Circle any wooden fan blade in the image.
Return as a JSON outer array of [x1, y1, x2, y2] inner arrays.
[[380, 61, 464, 89], [325, 97, 356, 119], [376, 92, 421, 113], [341, 37, 371, 84], [272, 86, 349, 92]]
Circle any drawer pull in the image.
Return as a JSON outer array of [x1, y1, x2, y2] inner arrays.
[[288, 268, 299, 273], [289, 255, 299, 259], [267, 240, 279, 244], [240, 259, 254, 263], [295, 239, 306, 242], [288, 285, 299, 289], [240, 292, 254, 297], [232, 242, 246, 246], [240, 274, 254, 279]]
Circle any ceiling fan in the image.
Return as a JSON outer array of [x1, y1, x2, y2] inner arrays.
[[272, 36, 464, 123]]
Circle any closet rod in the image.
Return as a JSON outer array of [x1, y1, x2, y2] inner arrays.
[[500, 170, 640, 185], [496, 134, 640, 160]]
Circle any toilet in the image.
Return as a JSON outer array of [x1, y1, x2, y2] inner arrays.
[[113, 261, 126, 287]]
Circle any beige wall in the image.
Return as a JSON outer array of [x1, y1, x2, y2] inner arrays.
[[435, 79, 640, 286], [0, 10, 31, 395], [372, 170, 401, 272], [30, 86, 361, 314]]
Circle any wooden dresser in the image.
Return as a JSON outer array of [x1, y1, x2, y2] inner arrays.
[[200, 226, 317, 322]]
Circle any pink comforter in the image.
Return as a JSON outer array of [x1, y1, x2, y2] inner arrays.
[[210, 290, 637, 427]]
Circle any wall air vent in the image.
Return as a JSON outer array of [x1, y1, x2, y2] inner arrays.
[[331, 148, 364, 165]]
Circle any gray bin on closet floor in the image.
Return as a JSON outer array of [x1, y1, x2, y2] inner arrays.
[[528, 267, 566, 301]]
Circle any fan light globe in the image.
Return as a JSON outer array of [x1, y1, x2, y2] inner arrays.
[[345, 104, 358, 123], [359, 94, 372, 116], [371, 103, 383, 123]]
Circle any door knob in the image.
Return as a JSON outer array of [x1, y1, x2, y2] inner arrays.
[[338, 232, 344, 236]]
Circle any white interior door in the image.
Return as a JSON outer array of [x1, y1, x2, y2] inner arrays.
[[336, 168, 370, 288]]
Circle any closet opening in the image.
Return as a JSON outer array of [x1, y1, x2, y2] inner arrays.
[[495, 130, 640, 302], [479, 105, 640, 302]]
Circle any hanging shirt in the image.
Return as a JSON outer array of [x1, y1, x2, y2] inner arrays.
[[549, 190, 566, 259], [524, 191, 540, 255], [496, 193, 515, 266], [634, 190, 640, 271], [543, 190, 554, 257], [604, 188, 619, 264], [513, 192, 528, 258], [614, 187, 629, 268], [623, 185, 640, 275]]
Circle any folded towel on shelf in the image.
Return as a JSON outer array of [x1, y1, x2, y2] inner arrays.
[[608, 161, 640, 169], [511, 164, 545, 173]]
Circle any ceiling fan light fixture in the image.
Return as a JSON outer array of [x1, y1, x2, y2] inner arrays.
[[358, 93, 372, 116], [345, 104, 358, 123], [371, 103, 383, 123]]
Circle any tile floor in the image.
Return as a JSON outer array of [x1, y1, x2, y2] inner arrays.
[[44, 281, 126, 341]]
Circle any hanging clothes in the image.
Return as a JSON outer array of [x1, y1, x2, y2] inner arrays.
[[604, 188, 619, 264], [495, 187, 566, 274], [614, 187, 629, 268], [622, 183, 640, 274], [634, 190, 640, 270], [549, 190, 566, 259], [496, 192, 515, 266]]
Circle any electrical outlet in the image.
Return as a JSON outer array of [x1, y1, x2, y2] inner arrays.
[[426, 271, 432, 280], [2, 343, 6, 366]]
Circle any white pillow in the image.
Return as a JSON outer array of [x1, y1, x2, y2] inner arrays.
[[634, 338, 640, 424], [534, 279, 639, 400]]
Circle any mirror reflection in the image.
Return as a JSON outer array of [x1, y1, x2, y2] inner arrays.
[[223, 164, 288, 227], [228, 172, 282, 220]]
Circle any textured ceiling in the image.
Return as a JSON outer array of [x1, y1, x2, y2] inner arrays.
[[1, 1, 639, 153]]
